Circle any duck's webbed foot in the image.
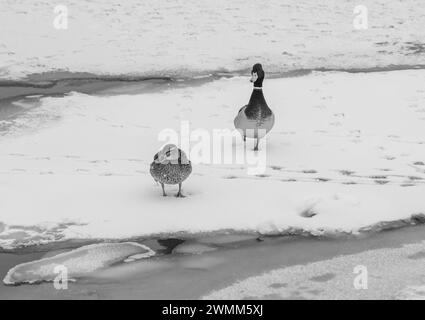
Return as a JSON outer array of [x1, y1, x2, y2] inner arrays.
[[175, 183, 186, 198], [161, 183, 167, 197]]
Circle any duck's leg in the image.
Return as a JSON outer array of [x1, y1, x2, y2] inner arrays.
[[176, 183, 185, 198], [254, 138, 259, 151], [161, 183, 167, 196]]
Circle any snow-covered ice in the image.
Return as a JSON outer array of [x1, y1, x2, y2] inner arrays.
[[3, 242, 155, 285], [397, 285, 425, 300], [0, 69, 425, 249], [202, 240, 425, 300], [0, 0, 425, 80]]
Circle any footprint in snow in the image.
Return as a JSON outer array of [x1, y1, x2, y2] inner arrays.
[[374, 180, 389, 185], [384, 156, 396, 160], [63, 155, 81, 159], [369, 175, 387, 179], [40, 171, 54, 175], [330, 122, 342, 127], [300, 207, 318, 218], [269, 283, 287, 289], [309, 273, 336, 282], [407, 251, 425, 260], [350, 139, 362, 144], [409, 176, 423, 181], [223, 175, 238, 179], [100, 173, 114, 176], [270, 165, 282, 171], [9, 153, 26, 157], [90, 160, 109, 164]]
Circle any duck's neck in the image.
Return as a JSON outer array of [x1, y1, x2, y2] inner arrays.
[[248, 87, 267, 108]]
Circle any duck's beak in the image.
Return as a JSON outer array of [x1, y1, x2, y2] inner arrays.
[[250, 72, 258, 83]]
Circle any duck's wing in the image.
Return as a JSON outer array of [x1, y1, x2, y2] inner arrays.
[[238, 105, 248, 114], [234, 105, 250, 131]]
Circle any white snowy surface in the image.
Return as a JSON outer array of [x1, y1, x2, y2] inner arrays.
[[202, 240, 425, 300], [0, 0, 425, 79], [0, 70, 425, 248], [397, 285, 425, 300], [3, 242, 155, 285]]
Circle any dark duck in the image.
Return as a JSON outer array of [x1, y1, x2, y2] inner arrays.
[[150, 144, 192, 197], [234, 63, 275, 150]]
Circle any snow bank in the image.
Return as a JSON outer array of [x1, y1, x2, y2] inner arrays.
[[0, 0, 424, 79], [0, 70, 425, 248], [3, 242, 155, 285]]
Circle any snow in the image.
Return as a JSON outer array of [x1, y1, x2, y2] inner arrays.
[[397, 285, 425, 300], [2, 242, 155, 285], [0, 0, 425, 80], [0, 69, 425, 248], [202, 240, 425, 300]]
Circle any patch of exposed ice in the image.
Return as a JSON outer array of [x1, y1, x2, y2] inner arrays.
[[198, 234, 258, 245], [173, 243, 217, 255]]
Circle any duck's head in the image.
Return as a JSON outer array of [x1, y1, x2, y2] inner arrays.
[[154, 144, 189, 164], [250, 63, 265, 88]]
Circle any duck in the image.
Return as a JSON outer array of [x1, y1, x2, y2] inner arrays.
[[234, 63, 275, 150], [150, 144, 192, 197]]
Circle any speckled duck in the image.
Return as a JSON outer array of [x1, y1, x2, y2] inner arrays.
[[234, 63, 275, 150], [150, 144, 192, 197]]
